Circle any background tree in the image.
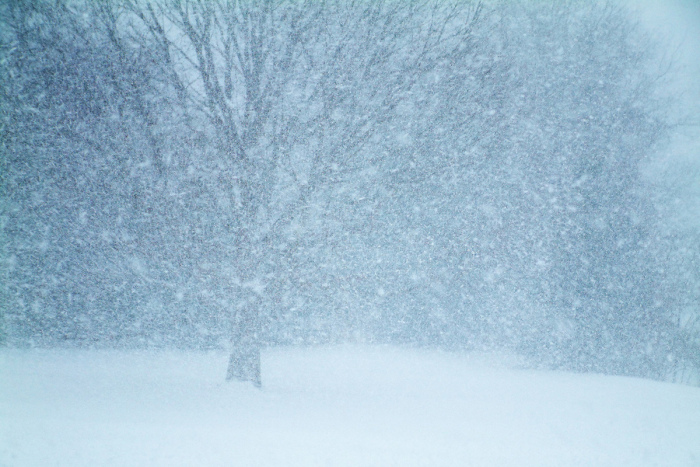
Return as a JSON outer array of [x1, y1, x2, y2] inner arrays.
[[0, 0, 198, 346], [340, 0, 683, 378], [499, 2, 674, 377]]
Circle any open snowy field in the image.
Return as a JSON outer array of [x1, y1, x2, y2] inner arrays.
[[1, 346, 699, 467]]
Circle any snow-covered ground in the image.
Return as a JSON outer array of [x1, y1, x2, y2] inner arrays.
[[1, 346, 699, 466]]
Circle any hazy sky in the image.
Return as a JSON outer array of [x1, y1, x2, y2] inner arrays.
[[633, 0, 700, 107], [632, 0, 700, 223]]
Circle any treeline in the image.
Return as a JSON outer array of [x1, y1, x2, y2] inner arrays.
[[1, 0, 698, 383]]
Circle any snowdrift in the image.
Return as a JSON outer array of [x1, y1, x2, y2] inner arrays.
[[1, 346, 699, 466]]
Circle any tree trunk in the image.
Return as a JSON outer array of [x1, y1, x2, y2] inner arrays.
[[226, 342, 261, 388], [225, 302, 262, 388]]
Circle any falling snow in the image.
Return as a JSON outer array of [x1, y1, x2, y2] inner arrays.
[[1, 0, 700, 463]]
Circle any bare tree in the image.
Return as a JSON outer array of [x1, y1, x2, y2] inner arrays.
[[119, 0, 483, 385]]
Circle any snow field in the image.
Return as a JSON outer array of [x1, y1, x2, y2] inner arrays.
[[1, 346, 699, 466]]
